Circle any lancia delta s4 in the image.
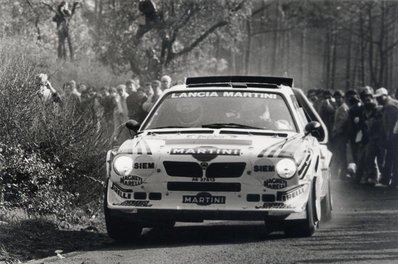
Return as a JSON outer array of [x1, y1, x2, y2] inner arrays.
[[104, 76, 332, 240]]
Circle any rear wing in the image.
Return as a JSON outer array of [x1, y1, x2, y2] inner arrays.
[[185, 76, 294, 87]]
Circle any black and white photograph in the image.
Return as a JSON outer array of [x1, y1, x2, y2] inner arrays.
[[1, 0, 398, 263]]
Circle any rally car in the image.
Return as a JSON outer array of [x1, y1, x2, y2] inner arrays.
[[104, 76, 332, 240]]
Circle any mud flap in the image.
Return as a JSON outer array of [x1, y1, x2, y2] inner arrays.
[[314, 177, 322, 225]]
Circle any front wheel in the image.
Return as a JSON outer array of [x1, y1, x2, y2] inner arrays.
[[104, 186, 142, 241], [284, 184, 317, 237]]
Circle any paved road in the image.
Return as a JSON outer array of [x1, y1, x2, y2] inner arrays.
[[29, 180, 398, 264]]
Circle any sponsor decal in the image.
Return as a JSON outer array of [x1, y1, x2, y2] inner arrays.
[[133, 155, 155, 176], [264, 178, 287, 189], [134, 162, 155, 169], [253, 158, 275, 177], [277, 185, 306, 202], [120, 175, 143, 186], [111, 183, 132, 199], [254, 165, 275, 172], [256, 203, 294, 209], [170, 92, 278, 99], [182, 192, 226, 206], [192, 177, 215, 182], [120, 200, 152, 207], [171, 146, 240, 162]]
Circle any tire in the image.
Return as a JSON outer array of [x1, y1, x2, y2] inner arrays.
[[104, 184, 142, 241], [321, 178, 332, 222], [284, 183, 317, 237]]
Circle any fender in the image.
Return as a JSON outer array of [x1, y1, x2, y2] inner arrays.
[[313, 177, 322, 223]]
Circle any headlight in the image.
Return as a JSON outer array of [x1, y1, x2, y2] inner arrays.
[[113, 155, 134, 176], [276, 158, 297, 179]]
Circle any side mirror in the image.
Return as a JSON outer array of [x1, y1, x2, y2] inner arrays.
[[125, 119, 141, 133], [304, 121, 321, 137]]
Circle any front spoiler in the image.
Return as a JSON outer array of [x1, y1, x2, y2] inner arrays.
[[107, 206, 307, 225]]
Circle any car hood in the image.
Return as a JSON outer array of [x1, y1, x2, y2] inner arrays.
[[117, 130, 313, 164]]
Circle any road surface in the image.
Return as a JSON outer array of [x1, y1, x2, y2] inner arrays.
[[28, 179, 398, 264]]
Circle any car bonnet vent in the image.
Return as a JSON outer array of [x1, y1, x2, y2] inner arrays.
[[185, 76, 293, 87]]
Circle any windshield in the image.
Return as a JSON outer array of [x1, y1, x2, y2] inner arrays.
[[143, 90, 297, 132]]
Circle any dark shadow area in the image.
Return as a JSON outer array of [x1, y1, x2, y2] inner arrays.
[[0, 219, 111, 262], [105, 223, 287, 251], [1, 218, 290, 262]]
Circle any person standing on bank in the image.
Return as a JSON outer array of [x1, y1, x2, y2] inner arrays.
[[374, 88, 398, 187]]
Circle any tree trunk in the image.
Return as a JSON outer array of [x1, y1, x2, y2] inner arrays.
[[331, 28, 337, 90], [359, 11, 366, 86], [345, 22, 353, 90], [323, 29, 331, 89], [300, 28, 306, 87], [245, 19, 252, 75], [367, 5, 378, 87]]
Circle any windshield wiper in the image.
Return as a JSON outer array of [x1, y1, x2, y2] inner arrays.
[[202, 123, 263, 130], [150, 126, 188, 129]]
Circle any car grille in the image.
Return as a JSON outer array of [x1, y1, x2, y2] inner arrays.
[[163, 161, 203, 177], [205, 162, 246, 178], [163, 161, 246, 178], [167, 182, 241, 192]]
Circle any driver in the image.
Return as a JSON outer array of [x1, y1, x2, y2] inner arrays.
[[175, 100, 203, 127], [241, 102, 274, 129]]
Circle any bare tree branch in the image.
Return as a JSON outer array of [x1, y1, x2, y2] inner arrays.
[[168, 20, 228, 64], [166, 0, 247, 65], [40, 1, 57, 13]]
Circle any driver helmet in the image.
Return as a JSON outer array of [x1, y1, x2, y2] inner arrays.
[[175, 100, 203, 127]]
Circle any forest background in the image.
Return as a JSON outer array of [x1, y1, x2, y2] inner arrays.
[[1, 0, 398, 262]]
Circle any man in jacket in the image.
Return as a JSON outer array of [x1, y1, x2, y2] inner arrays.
[[374, 88, 398, 187]]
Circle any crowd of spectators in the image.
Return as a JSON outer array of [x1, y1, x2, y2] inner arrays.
[[35, 73, 398, 188], [35, 73, 173, 144], [307, 86, 398, 188]]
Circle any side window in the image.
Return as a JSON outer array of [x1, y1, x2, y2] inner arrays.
[[292, 88, 326, 143], [290, 95, 308, 128]]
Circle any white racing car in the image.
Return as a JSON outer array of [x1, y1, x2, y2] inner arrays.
[[104, 76, 332, 240]]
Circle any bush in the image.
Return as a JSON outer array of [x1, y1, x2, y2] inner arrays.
[[0, 37, 120, 219], [0, 144, 75, 216]]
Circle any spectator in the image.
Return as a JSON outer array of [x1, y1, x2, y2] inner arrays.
[[111, 85, 129, 143], [359, 85, 374, 97], [346, 89, 364, 180], [307, 89, 322, 113], [68, 80, 80, 97], [126, 79, 137, 94], [63, 80, 80, 114], [318, 90, 336, 140], [331, 90, 349, 179], [374, 87, 398, 187], [131, 88, 149, 123], [77, 83, 87, 96], [143, 80, 162, 112], [33, 73, 63, 130], [117, 84, 129, 118], [160, 75, 172, 91], [80, 86, 93, 115], [360, 93, 384, 186], [126, 82, 138, 119], [98, 86, 115, 136], [35, 73, 62, 105], [143, 82, 154, 97]]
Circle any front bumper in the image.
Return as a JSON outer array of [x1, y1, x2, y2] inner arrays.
[[106, 179, 311, 223]]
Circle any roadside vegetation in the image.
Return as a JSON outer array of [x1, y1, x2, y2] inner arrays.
[[0, 38, 118, 263]]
